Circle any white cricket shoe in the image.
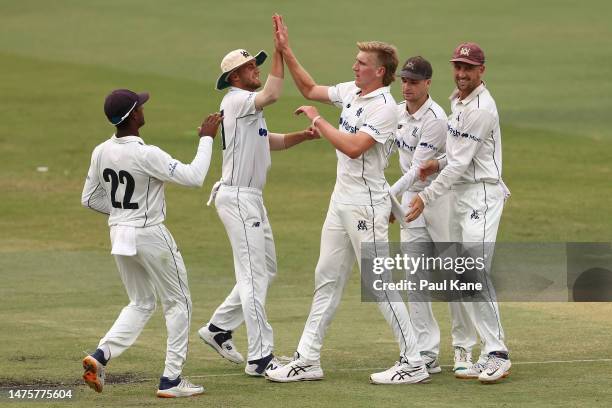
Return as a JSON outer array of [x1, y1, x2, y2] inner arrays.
[[82, 355, 105, 393], [453, 346, 473, 373], [455, 355, 488, 379], [422, 352, 442, 374], [265, 353, 324, 382], [245, 354, 287, 377], [370, 360, 430, 385], [478, 354, 511, 383], [198, 324, 244, 364], [156, 377, 204, 398]]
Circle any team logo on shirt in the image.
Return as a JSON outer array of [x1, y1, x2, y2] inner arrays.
[[356, 107, 363, 117], [357, 220, 368, 231], [252, 221, 261, 227], [470, 210, 480, 220], [168, 161, 178, 176], [258, 128, 268, 137]]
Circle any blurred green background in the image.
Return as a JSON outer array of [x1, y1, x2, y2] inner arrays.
[[1, 1, 611, 407]]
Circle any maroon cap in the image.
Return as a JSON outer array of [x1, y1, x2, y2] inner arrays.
[[104, 89, 149, 126], [450, 42, 485, 66]]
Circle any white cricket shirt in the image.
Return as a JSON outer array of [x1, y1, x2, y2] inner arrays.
[[81, 135, 213, 227], [328, 81, 397, 206], [390, 96, 447, 195], [420, 83, 503, 205], [219, 87, 271, 190]]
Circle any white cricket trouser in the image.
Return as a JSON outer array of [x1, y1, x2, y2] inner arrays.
[[450, 182, 507, 355], [401, 191, 477, 357], [99, 224, 192, 380], [297, 198, 422, 366], [209, 185, 277, 361]]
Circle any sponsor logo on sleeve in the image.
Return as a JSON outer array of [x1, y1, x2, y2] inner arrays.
[[447, 124, 480, 142]]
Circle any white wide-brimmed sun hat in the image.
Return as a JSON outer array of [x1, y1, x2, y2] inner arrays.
[[216, 49, 267, 90]]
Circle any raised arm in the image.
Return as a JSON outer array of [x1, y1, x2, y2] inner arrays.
[[273, 14, 330, 103], [139, 113, 222, 188], [254, 17, 285, 110]]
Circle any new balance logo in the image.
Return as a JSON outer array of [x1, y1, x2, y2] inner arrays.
[[357, 220, 368, 231], [356, 107, 363, 117]]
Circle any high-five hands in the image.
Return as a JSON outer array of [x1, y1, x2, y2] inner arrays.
[[273, 14, 289, 53]]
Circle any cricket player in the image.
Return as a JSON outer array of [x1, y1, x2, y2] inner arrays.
[[81, 88, 222, 397], [197, 16, 319, 378], [266, 15, 428, 385], [406, 42, 512, 383], [389, 56, 477, 374]]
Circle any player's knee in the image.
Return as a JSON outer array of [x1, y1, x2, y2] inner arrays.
[[161, 296, 192, 315], [128, 297, 157, 316]]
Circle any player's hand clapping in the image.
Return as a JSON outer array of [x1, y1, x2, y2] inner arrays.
[[198, 112, 223, 138]]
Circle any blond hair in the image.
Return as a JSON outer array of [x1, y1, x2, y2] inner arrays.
[[357, 41, 399, 86]]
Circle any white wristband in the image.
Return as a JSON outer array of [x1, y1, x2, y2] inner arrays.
[[311, 115, 321, 127]]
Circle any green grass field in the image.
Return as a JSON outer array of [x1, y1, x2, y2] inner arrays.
[[1, 1, 611, 407]]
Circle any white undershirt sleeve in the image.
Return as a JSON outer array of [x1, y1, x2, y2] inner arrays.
[[268, 132, 286, 150], [254, 75, 283, 110]]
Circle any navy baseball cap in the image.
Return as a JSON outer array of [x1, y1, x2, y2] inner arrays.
[[399, 56, 433, 80], [104, 89, 149, 126]]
